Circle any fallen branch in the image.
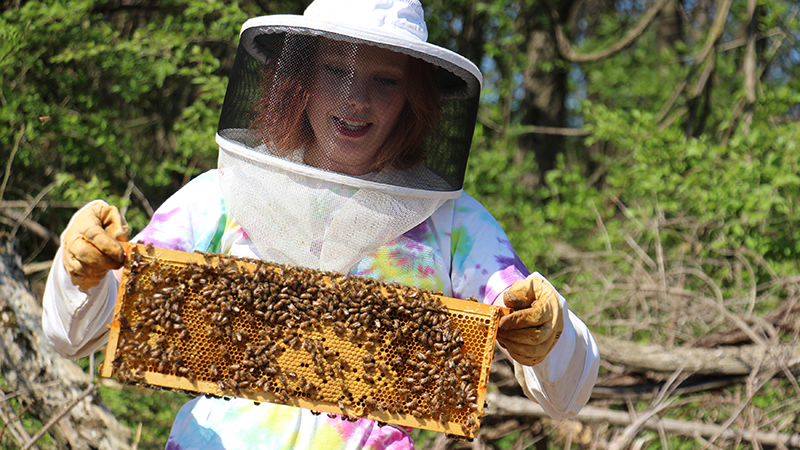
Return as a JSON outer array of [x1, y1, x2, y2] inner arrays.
[[22, 384, 97, 450], [22, 260, 53, 275], [594, 334, 800, 376], [0, 201, 78, 209], [592, 374, 747, 399], [0, 235, 131, 449], [519, 125, 590, 137], [0, 208, 60, 247], [0, 393, 36, 449], [484, 392, 800, 448]]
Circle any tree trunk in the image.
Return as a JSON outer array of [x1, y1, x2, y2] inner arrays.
[[518, 0, 572, 178], [655, 0, 683, 55], [0, 234, 132, 450]]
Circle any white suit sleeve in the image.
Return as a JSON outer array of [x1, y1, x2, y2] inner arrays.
[[41, 200, 120, 359], [41, 246, 119, 359], [494, 273, 599, 418], [41, 173, 227, 359]]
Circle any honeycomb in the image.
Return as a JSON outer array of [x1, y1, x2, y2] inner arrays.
[[101, 243, 508, 438]]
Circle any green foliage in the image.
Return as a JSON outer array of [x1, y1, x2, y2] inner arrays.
[[0, 0, 250, 238], [97, 385, 192, 450]]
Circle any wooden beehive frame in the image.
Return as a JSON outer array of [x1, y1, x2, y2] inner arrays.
[[101, 243, 508, 438]]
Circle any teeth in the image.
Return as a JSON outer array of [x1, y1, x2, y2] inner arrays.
[[336, 117, 367, 131]]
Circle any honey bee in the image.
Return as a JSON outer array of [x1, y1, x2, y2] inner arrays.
[[397, 388, 409, 400]]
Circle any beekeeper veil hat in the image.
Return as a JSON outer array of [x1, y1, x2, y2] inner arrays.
[[217, 0, 482, 273]]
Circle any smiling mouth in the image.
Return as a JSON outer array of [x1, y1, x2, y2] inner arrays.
[[334, 117, 372, 137]]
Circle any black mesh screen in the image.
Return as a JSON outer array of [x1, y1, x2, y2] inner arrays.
[[218, 26, 479, 192]]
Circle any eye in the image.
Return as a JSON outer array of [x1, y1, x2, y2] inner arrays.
[[324, 65, 348, 76], [376, 77, 399, 86]]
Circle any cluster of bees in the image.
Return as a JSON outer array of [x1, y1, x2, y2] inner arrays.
[[108, 243, 492, 437]]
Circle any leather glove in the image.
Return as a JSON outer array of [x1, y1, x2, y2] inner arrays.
[[61, 201, 130, 291], [497, 276, 564, 366]]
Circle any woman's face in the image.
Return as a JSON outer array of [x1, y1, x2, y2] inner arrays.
[[304, 40, 409, 176]]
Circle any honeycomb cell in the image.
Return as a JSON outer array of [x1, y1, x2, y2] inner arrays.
[[101, 243, 506, 438]]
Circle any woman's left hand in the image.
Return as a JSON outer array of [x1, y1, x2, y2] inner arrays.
[[496, 277, 564, 366]]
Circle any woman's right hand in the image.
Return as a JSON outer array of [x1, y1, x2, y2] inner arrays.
[[61, 201, 130, 291]]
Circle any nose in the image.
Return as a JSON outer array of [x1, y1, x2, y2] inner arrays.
[[344, 76, 370, 109]]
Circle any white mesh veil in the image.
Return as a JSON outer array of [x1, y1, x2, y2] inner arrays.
[[216, 1, 482, 273]]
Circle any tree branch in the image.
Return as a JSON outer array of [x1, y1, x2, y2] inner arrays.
[[520, 124, 591, 137], [546, 0, 671, 63], [657, 0, 732, 125], [605, 282, 770, 346], [0, 201, 78, 209], [21, 385, 97, 450], [484, 392, 800, 447], [11, 181, 57, 237], [0, 394, 36, 449], [0, 208, 60, 247], [594, 334, 800, 376], [0, 124, 24, 205]]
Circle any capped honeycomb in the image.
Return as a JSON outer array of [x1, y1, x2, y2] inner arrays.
[[101, 243, 508, 438]]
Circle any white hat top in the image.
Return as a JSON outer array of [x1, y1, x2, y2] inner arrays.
[[304, 0, 429, 43], [239, 0, 482, 97]]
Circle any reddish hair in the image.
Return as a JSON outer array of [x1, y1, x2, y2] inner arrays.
[[249, 36, 441, 172]]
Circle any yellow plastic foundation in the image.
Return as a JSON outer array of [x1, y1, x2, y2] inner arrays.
[[101, 243, 508, 438]]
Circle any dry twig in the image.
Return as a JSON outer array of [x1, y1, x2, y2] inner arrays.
[[485, 392, 800, 448]]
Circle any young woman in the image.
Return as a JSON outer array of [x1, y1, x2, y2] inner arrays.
[[43, 0, 599, 448]]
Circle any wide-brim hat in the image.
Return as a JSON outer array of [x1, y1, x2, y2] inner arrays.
[[218, 0, 483, 194], [239, 0, 482, 100]]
